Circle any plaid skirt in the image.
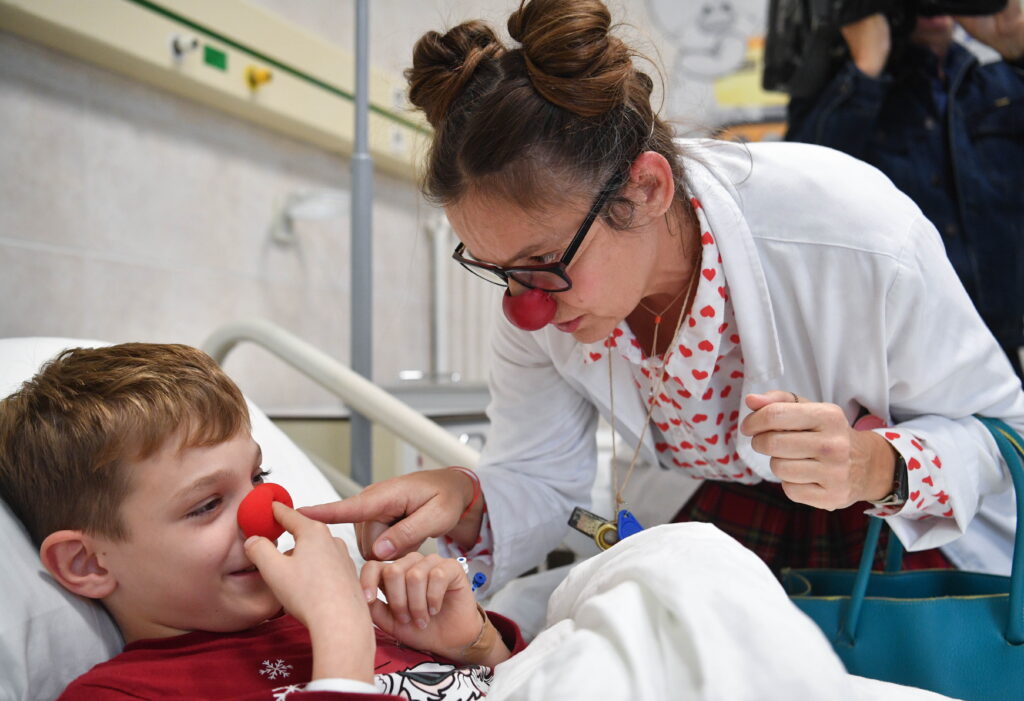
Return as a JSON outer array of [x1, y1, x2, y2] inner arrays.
[[672, 480, 953, 573]]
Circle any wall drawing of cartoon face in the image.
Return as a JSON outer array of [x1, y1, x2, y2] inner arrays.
[[646, 0, 759, 80], [698, 0, 739, 36]]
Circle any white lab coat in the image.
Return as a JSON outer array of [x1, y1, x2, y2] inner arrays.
[[473, 139, 1024, 589]]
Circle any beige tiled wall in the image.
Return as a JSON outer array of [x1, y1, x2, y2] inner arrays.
[[0, 27, 439, 412]]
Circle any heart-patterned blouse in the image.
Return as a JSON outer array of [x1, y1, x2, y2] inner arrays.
[[581, 196, 954, 522]]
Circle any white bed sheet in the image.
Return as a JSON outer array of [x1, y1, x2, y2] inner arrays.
[[488, 523, 957, 701]]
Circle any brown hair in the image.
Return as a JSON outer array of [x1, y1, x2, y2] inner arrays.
[[406, 0, 688, 225], [0, 343, 250, 545]]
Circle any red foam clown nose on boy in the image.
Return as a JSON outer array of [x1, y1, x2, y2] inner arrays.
[[502, 288, 557, 331], [237, 483, 293, 541]]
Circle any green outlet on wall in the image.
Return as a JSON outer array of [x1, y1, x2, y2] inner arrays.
[[203, 45, 227, 71]]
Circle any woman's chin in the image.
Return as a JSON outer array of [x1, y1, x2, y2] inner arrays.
[[573, 322, 613, 345]]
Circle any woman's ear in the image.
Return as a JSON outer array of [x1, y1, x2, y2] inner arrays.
[[40, 530, 117, 599], [626, 151, 676, 220]]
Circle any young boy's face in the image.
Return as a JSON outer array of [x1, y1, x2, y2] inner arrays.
[[94, 428, 281, 642]]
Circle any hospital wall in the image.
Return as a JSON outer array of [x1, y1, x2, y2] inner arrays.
[[0, 0, 772, 419]]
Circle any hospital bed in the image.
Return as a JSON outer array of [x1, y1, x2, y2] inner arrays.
[[0, 330, 529, 700], [0, 333, 958, 700]]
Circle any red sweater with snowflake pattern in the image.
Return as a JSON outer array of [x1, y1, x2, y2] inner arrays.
[[58, 612, 524, 700]]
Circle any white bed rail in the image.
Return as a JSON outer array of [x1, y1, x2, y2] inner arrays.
[[202, 319, 481, 481]]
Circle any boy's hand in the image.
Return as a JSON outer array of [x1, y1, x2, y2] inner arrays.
[[245, 502, 375, 682], [361, 553, 510, 667]]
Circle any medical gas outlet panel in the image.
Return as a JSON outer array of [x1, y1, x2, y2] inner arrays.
[[0, 0, 427, 181]]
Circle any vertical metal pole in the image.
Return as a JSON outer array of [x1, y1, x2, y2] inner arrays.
[[430, 216, 450, 382], [350, 0, 373, 486]]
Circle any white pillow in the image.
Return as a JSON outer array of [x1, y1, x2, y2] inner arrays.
[[0, 338, 358, 701]]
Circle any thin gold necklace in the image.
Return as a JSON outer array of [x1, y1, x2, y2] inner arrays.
[[636, 284, 690, 361], [607, 246, 702, 514]]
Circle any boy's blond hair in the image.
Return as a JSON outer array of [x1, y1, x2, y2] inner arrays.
[[0, 343, 250, 545]]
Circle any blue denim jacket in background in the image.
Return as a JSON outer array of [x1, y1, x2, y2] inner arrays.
[[786, 44, 1024, 347]]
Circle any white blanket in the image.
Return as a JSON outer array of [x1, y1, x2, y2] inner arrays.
[[487, 523, 955, 700]]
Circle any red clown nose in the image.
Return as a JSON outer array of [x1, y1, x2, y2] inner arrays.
[[502, 288, 557, 331], [237, 483, 294, 540]]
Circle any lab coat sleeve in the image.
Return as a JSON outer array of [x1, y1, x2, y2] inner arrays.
[[475, 314, 599, 589], [881, 215, 1024, 551]]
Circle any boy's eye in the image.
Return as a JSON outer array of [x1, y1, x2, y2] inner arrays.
[[188, 498, 221, 519], [185, 470, 270, 519]]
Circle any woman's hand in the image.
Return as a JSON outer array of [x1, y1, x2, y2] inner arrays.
[[740, 391, 895, 510], [360, 553, 509, 667], [957, 0, 1024, 62], [841, 13, 892, 78], [299, 468, 483, 561], [244, 502, 375, 682]]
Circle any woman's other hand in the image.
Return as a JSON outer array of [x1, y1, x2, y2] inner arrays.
[[299, 467, 483, 561], [740, 391, 895, 510]]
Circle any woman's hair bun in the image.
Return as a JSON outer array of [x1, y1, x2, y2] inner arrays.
[[507, 0, 634, 118], [406, 21, 504, 129]]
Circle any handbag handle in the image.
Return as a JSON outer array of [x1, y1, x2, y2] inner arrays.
[[840, 416, 1024, 646]]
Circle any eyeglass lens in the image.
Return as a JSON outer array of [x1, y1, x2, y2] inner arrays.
[[507, 269, 569, 291]]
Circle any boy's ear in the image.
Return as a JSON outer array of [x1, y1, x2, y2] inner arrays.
[[40, 530, 117, 599]]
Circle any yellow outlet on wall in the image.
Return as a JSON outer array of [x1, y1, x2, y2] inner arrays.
[[245, 65, 272, 90]]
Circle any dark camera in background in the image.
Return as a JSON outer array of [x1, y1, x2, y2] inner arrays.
[[763, 0, 1008, 98]]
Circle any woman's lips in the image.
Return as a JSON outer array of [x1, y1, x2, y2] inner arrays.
[[554, 316, 582, 333]]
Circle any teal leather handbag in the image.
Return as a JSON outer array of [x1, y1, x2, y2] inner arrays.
[[781, 416, 1024, 701]]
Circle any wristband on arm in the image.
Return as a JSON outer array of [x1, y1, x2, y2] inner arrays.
[[456, 604, 503, 666]]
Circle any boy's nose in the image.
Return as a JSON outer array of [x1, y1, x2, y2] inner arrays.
[[237, 483, 292, 540]]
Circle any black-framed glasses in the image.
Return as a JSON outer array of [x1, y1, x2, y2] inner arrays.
[[452, 174, 620, 293]]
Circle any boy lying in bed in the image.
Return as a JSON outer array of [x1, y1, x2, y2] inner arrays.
[[0, 343, 523, 700]]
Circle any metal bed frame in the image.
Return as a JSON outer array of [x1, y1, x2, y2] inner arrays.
[[203, 318, 481, 497]]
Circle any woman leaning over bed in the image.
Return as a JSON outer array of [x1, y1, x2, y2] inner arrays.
[[303, 0, 1024, 590]]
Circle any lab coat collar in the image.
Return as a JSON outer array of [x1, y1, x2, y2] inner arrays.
[[558, 142, 784, 467], [681, 142, 784, 385]]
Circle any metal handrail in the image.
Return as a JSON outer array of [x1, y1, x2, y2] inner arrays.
[[202, 319, 481, 479]]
